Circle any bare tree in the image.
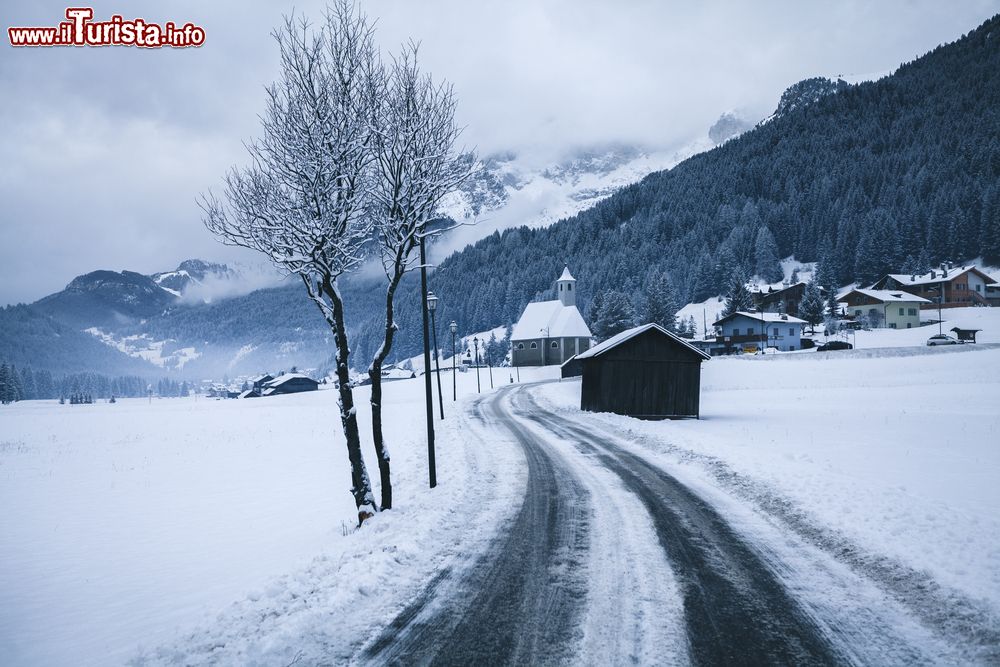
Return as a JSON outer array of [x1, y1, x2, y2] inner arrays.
[[365, 43, 474, 510], [201, 4, 379, 523]]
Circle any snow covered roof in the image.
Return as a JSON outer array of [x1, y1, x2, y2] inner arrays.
[[878, 265, 998, 287], [511, 300, 592, 341], [714, 311, 808, 326], [576, 323, 710, 361], [264, 373, 317, 387], [558, 266, 576, 282], [840, 288, 931, 304]]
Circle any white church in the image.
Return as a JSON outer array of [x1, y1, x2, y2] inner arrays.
[[511, 266, 593, 367]]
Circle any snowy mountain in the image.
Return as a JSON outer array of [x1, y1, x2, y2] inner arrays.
[[437, 140, 714, 235], [708, 111, 753, 144], [151, 259, 237, 297], [761, 76, 850, 123]]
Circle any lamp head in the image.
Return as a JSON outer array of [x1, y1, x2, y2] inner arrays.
[[426, 291, 438, 311]]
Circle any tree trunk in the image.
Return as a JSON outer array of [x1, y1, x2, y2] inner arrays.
[[322, 277, 376, 524], [368, 275, 402, 510]]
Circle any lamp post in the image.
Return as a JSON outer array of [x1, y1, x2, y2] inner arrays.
[[449, 321, 457, 401], [427, 292, 445, 420], [419, 235, 436, 488], [473, 336, 481, 393]]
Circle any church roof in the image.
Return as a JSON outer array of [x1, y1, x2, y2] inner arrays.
[[558, 266, 575, 282], [511, 300, 592, 341]]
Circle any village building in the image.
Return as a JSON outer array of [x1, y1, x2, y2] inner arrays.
[[752, 281, 808, 317], [511, 266, 593, 367], [257, 373, 320, 397], [577, 323, 710, 419], [870, 264, 998, 309], [838, 289, 930, 329], [712, 311, 806, 353]]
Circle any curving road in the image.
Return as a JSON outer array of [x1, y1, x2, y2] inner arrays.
[[359, 382, 851, 665]]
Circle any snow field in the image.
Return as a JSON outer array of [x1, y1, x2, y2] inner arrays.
[[0, 367, 546, 666]]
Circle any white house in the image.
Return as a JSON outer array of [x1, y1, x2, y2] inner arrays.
[[838, 288, 930, 329], [511, 266, 593, 366], [712, 311, 807, 353]]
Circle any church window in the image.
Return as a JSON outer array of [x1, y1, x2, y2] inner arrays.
[[516, 343, 524, 350], [551, 341, 558, 348], [567, 284, 572, 291], [530, 342, 537, 349]]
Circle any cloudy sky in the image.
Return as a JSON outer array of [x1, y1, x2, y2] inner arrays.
[[2, 0, 998, 305]]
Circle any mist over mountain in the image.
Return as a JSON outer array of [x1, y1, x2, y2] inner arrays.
[[4, 14, 1000, 382]]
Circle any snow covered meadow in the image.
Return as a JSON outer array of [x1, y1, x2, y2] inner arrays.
[[0, 367, 542, 666]]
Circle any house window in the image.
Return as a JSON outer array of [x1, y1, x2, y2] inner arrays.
[[529, 342, 537, 349], [889, 323, 897, 329], [908, 308, 916, 316], [976, 284, 982, 293], [772, 327, 778, 336], [789, 328, 794, 336], [747, 327, 755, 336], [516, 343, 524, 350], [906, 323, 912, 328], [855, 309, 863, 317], [899, 308, 904, 316], [732, 328, 740, 336], [551, 341, 559, 348]]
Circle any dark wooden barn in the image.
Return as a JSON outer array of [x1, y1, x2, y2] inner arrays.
[[576, 323, 710, 419], [261, 373, 320, 396]]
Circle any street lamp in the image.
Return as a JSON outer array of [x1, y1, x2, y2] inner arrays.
[[427, 291, 445, 420], [473, 336, 481, 394], [419, 235, 436, 488], [449, 321, 457, 401]]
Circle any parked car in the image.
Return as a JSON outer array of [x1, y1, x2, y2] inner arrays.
[[816, 340, 853, 352], [926, 334, 960, 346]]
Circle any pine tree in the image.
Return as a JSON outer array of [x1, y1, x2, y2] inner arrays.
[[722, 272, 754, 317], [591, 289, 636, 341], [643, 270, 679, 332], [754, 227, 783, 283], [0, 363, 9, 404], [798, 281, 825, 333]]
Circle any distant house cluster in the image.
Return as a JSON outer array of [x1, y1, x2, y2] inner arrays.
[[705, 311, 807, 355]]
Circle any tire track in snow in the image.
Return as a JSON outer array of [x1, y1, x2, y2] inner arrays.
[[538, 389, 1000, 665], [358, 385, 591, 665], [517, 389, 845, 666]]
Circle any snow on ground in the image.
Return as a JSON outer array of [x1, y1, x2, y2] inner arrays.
[[540, 344, 1000, 611], [0, 367, 554, 666], [831, 306, 1000, 349]]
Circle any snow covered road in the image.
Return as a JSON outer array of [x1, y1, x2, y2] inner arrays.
[[359, 377, 998, 665]]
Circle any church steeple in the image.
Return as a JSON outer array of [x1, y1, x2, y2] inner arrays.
[[556, 265, 576, 307]]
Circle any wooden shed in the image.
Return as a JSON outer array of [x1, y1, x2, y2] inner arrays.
[[577, 323, 710, 419]]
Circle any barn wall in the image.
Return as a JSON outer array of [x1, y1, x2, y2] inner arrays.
[[580, 329, 704, 419]]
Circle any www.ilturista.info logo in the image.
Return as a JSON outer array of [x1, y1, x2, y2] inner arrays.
[[8, 8, 205, 48]]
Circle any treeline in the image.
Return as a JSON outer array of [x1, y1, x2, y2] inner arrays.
[[0, 362, 191, 403], [338, 14, 1000, 363]]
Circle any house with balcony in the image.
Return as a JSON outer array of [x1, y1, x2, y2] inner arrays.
[[870, 264, 997, 309], [711, 311, 806, 353]]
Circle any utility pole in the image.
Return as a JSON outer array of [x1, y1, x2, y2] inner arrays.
[[419, 236, 436, 488], [473, 336, 481, 393]]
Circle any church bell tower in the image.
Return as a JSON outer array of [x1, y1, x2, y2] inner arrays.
[[556, 265, 576, 307]]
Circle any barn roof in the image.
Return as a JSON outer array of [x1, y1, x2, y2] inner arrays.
[[511, 301, 592, 341], [576, 323, 710, 361]]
